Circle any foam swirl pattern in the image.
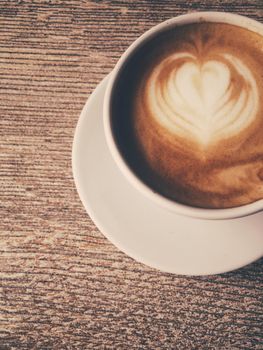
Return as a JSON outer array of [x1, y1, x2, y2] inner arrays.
[[113, 23, 263, 208], [146, 53, 259, 146]]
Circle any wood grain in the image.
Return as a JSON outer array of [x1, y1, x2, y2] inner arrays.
[[0, 0, 263, 349]]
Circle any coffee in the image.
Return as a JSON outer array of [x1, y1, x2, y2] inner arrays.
[[111, 22, 263, 209]]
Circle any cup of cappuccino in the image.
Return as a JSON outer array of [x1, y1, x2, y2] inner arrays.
[[104, 12, 263, 220]]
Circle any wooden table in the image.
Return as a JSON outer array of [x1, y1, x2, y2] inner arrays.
[[1, 1, 262, 348]]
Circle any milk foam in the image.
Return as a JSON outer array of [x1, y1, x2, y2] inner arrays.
[[147, 53, 259, 146], [113, 22, 263, 208]]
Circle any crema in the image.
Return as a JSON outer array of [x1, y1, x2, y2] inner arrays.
[[111, 22, 263, 208]]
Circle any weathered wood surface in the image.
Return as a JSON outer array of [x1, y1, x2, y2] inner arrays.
[[0, 0, 263, 349]]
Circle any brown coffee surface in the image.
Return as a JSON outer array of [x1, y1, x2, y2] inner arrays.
[[111, 22, 263, 208]]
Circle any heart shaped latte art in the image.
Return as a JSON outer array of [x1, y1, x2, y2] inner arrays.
[[146, 53, 259, 145]]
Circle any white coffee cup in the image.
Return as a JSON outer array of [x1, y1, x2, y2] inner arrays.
[[103, 11, 263, 220]]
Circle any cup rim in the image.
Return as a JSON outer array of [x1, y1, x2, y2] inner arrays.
[[103, 11, 263, 220]]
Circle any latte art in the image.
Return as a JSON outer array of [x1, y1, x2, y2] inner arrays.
[[147, 53, 259, 145], [112, 22, 263, 208]]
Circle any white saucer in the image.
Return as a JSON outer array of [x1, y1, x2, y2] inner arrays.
[[72, 75, 263, 276]]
